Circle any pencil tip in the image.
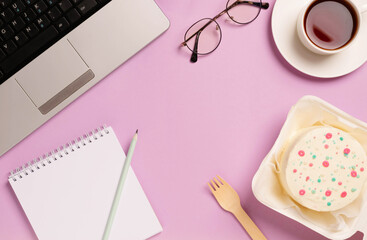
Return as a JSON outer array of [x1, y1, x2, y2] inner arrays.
[[136, 129, 138, 134]]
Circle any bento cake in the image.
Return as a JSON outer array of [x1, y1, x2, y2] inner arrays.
[[281, 126, 367, 212]]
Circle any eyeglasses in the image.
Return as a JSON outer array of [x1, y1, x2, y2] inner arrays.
[[181, 0, 269, 63]]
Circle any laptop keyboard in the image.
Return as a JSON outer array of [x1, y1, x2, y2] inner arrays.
[[0, 0, 110, 85]]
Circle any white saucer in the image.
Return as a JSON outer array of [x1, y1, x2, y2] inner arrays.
[[271, 0, 367, 78]]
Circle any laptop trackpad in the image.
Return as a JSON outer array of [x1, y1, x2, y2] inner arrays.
[[16, 40, 94, 115]]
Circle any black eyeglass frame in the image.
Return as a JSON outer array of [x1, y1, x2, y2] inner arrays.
[[181, 0, 269, 62]]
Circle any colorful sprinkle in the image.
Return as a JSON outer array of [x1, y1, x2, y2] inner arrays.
[[324, 144, 329, 149], [327, 202, 331, 206], [341, 191, 347, 198], [326, 133, 332, 139], [309, 163, 313, 167], [361, 167, 364, 172], [317, 178, 321, 183], [323, 161, 329, 167], [298, 150, 305, 157], [332, 178, 336, 182], [299, 189, 305, 195], [340, 137, 344, 141], [311, 190, 316, 194], [338, 182, 342, 186], [306, 176, 310, 181], [351, 171, 357, 177], [312, 155, 317, 159], [325, 190, 332, 197], [293, 169, 297, 173], [351, 188, 357, 192], [344, 148, 350, 154]]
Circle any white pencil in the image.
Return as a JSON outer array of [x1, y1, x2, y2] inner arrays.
[[102, 129, 138, 240]]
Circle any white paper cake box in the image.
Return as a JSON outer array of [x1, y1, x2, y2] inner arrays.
[[252, 96, 367, 240]]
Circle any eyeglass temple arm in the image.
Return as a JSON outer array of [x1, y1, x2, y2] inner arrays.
[[190, 32, 201, 63], [239, 1, 269, 9], [182, 19, 214, 46]]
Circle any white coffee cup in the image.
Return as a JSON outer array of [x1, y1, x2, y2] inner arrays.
[[297, 0, 367, 55]]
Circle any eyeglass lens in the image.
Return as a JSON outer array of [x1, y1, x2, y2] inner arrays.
[[184, 18, 222, 56], [226, 0, 262, 24]]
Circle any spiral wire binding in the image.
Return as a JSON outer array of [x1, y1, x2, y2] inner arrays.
[[9, 125, 110, 182]]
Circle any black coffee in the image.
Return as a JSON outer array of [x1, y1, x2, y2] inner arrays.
[[304, 0, 358, 50]]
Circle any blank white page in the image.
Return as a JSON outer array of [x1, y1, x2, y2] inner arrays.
[[9, 127, 162, 240]]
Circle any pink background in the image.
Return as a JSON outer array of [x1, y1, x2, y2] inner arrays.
[[1, 0, 367, 239]]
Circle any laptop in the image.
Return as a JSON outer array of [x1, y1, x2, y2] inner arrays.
[[0, 0, 169, 156]]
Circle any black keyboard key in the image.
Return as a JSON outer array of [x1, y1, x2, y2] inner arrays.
[[0, 26, 14, 40], [10, 17, 26, 32], [96, 0, 109, 4], [34, 0, 47, 14], [66, 8, 80, 24], [24, 0, 36, 5], [2, 40, 17, 54], [58, 0, 72, 12], [14, 31, 28, 46], [46, 0, 57, 6], [21, 9, 37, 22], [54, 17, 69, 31], [0, 8, 15, 22], [0, 49, 6, 61], [71, 0, 81, 4], [47, 6, 61, 21], [0, 0, 11, 8], [35, 15, 50, 29], [0, 26, 58, 73], [11, 0, 26, 13], [77, 0, 96, 15], [24, 23, 39, 38]]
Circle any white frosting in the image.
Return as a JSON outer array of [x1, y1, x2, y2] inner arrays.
[[280, 126, 367, 212]]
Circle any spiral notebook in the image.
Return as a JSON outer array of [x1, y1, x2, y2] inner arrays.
[[8, 126, 162, 240]]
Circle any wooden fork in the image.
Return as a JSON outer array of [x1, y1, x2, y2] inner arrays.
[[208, 176, 267, 240]]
